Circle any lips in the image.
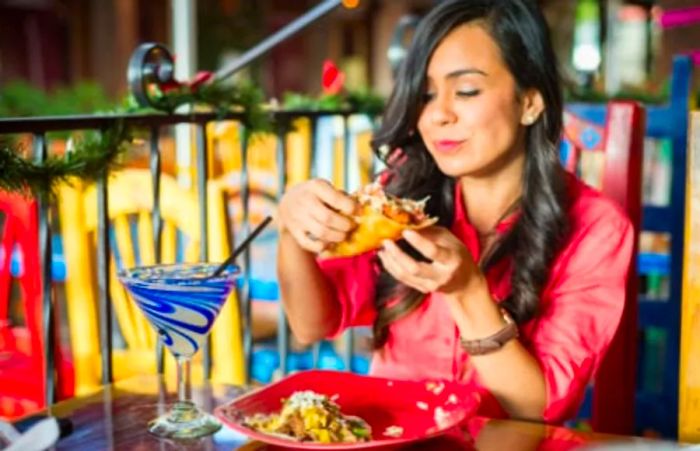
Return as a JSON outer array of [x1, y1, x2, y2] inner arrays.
[[433, 140, 465, 153]]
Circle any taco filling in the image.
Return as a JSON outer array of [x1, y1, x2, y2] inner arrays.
[[323, 182, 437, 258], [355, 182, 431, 225], [243, 391, 371, 443]]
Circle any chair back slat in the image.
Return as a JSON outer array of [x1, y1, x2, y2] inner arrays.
[[287, 118, 313, 186], [161, 222, 177, 264], [58, 182, 101, 395], [113, 216, 136, 268], [356, 130, 374, 187], [563, 101, 645, 435], [184, 241, 200, 263], [107, 257, 140, 350], [110, 215, 154, 350], [207, 178, 246, 384], [137, 211, 156, 266], [593, 102, 645, 434]]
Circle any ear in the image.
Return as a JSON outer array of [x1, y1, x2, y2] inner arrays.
[[520, 89, 545, 126]]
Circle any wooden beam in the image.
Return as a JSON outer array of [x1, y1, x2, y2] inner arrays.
[[680, 111, 700, 442]]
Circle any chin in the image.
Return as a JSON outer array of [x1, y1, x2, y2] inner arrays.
[[434, 159, 481, 179]]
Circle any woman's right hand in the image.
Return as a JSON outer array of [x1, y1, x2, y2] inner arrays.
[[278, 179, 357, 253]]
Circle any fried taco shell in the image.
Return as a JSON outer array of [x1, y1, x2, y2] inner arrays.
[[322, 183, 437, 258]]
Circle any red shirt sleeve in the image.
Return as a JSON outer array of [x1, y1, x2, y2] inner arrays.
[[317, 251, 378, 337], [525, 205, 634, 423]]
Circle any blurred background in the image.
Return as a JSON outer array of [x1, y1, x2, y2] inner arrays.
[[1, 0, 698, 109]]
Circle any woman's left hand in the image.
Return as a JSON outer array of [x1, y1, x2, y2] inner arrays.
[[377, 227, 483, 297]]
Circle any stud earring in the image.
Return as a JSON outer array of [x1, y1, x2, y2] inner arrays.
[[524, 115, 535, 125]]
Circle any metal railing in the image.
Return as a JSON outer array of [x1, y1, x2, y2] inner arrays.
[[0, 107, 376, 403]]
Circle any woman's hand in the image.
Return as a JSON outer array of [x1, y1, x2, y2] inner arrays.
[[278, 179, 357, 254], [377, 227, 483, 297]]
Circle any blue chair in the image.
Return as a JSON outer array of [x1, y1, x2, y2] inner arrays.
[[251, 341, 369, 384], [565, 56, 694, 438]]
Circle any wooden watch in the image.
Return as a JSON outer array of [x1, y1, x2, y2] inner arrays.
[[460, 309, 519, 356]]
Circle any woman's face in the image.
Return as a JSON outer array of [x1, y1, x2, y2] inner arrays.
[[417, 23, 538, 179]]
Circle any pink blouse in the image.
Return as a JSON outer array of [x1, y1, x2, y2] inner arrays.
[[318, 175, 634, 423]]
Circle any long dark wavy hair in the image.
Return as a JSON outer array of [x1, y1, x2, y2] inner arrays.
[[370, 0, 570, 349]]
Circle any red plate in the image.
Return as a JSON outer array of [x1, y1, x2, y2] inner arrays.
[[214, 370, 480, 450]]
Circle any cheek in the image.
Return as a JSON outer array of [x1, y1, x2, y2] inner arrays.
[[460, 98, 520, 144], [459, 96, 516, 126], [417, 110, 430, 138]]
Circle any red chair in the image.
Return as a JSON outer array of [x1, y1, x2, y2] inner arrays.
[[0, 191, 73, 419], [563, 101, 645, 435]]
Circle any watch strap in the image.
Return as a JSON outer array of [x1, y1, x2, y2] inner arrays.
[[460, 310, 519, 355]]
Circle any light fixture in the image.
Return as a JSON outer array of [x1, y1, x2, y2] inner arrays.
[[342, 0, 360, 9]]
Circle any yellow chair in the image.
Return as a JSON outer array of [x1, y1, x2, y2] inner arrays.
[[207, 119, 305, 192], [207, 121, 283, 226], [205, 117, 376, 369], [331, 119, 375, 190], [207, 116, 375, 193], [58, 169, 245, 396], [206, 120, 313, 360]]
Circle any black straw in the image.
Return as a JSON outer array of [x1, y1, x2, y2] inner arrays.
[[210, 215, 273, 278]]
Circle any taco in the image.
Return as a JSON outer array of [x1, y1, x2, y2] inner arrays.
[[322, 182, 438, 258]]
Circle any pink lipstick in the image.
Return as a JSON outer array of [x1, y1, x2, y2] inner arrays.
[[433, 140, 464, 153]]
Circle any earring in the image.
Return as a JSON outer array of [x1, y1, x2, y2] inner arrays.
[[524, 115, 535, 125]]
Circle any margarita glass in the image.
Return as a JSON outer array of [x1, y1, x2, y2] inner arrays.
[[118, 262, 239, 439]]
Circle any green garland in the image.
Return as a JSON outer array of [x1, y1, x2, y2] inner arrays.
[[282, 89, 385, 117], [0, 123, 131, 199], [132, 80, 271, 133], [0, 80, 383, 200], [0, 81, 270, 199]]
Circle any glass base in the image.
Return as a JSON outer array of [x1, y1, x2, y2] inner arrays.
[[148, 401, 222, 439]]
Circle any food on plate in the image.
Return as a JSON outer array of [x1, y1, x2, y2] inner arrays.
[[243, 391, 372, 443], [426, 381, 445, 395], [323, 182, 437, 258], [383, 425, 404, 438], [433, 407, 452, 429]]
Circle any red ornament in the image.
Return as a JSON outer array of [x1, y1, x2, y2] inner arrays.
[[189, 71, 214, 91], [158, 70, 213, 95], [321, 59, 345, 95], [159, 79, 182, 94]]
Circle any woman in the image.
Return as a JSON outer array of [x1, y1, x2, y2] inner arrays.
[[276, 0, 633, 424]]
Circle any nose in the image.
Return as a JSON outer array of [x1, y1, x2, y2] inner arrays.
[[427, 95, 457, 126]]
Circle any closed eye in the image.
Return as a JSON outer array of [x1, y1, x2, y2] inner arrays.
[[457, 90, 480, 98]]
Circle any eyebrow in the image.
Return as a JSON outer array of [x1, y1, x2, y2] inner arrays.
[[444, 68, 488, 78]]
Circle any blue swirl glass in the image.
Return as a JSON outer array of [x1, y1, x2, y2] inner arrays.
[[118, 262, 239, 439]]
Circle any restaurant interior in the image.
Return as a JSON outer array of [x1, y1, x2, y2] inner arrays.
[[1, 0, 700, 449]]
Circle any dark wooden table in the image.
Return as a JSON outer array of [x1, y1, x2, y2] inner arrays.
[[34, 375, 678, 450]]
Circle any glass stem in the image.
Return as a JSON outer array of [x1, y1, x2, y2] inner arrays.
[[176, 357, 191, 404]]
